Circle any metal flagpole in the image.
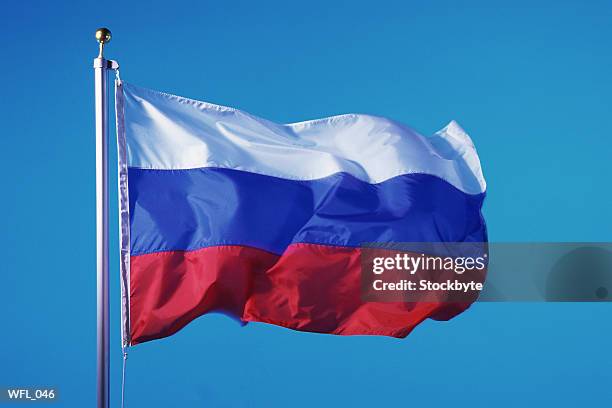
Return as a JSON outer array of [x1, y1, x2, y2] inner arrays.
[[94, 27, 118, 408]]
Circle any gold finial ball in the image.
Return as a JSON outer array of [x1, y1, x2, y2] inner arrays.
[[95, 28, 112, 44]]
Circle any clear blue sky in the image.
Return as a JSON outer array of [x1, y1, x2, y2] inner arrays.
[[1, 0, 611, 406]]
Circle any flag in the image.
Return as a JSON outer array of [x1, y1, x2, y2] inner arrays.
[[115, 81, 487, 346]]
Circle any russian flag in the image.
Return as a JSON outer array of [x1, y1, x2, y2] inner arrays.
[[115, 81, 487, 346]]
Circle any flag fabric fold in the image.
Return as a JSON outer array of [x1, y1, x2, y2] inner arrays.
[[116, 81, 487, 346]]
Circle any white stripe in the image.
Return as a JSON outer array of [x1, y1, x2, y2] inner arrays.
[[122, 82, 486, 194]]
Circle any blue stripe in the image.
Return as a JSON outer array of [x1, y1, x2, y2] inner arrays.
[[128, 168, 486, 256]]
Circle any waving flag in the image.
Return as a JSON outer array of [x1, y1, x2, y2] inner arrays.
[[115, 81, 487, 346]]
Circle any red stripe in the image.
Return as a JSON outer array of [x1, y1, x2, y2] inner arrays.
[[130, 244, 470, 345]]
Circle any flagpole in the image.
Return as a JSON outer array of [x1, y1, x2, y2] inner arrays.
[[94, 27, 113, 408]]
